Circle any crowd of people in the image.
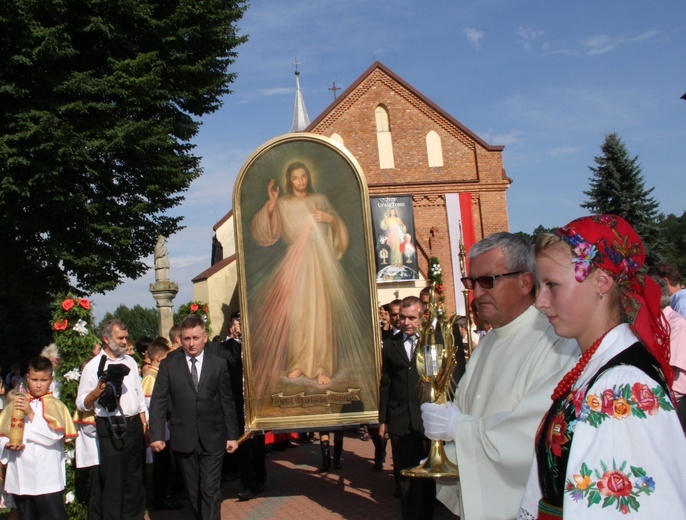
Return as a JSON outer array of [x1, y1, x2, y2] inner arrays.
[[1, 214, 685, 520]]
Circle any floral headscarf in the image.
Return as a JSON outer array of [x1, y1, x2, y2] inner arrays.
[[555, 214, 672, 388]]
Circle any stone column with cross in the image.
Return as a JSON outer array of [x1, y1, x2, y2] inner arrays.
[[150, 235, 179, 340]]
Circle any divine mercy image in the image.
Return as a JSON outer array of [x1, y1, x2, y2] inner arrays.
[[235, 136, 379, 425]]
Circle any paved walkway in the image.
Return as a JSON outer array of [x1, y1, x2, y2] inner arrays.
[[148, 433, 458, 519]]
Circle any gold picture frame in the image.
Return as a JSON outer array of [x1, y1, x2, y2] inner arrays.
[[233, 133, 381, 431]]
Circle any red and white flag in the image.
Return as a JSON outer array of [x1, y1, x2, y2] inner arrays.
[[446, 193, 476, 315]]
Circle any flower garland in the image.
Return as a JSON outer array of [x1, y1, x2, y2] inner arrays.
[[51, 294, 100, 519], [175, 300, 212, 335], [428, 257, 444, 294]]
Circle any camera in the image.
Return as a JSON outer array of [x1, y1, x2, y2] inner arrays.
[[97, 363, 130, 412]]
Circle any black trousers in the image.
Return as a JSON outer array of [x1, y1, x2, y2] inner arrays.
[[239, 434, 266, 492], [87, 464, 103, 520], [390, 430, 436, 520], [152, 442, 174, 504], [175, 442, 224, 520], [13, 491, 66, 520], [95, 415, 146, 520]]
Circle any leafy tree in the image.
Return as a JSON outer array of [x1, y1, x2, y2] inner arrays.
[[0, 291, 52, 372], [0, 0, 248, 305], [101, 304, 159, 343], [582, 132, 663, 262]]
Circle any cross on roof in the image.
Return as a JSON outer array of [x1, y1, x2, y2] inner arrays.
[[328, 81, 341, 100]]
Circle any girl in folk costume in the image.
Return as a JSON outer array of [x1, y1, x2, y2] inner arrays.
[[518, 215, 686, 519]]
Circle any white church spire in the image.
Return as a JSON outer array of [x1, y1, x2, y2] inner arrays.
[[289, 59, 310, 133]]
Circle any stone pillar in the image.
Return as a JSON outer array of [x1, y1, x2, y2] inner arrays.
[[150, 280, 179, 340]]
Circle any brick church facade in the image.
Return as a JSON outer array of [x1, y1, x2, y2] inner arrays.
[[194, 61, 511, 336]]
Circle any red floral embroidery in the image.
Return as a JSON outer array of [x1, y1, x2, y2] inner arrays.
[[597, 469, 633, 498], [547, 412, 569, 457], [572, 388, 586, 415], [600, 389, 615, 415], [632, 382, 660, 415]]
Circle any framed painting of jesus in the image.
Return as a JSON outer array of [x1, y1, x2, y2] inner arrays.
[[233, 133, 381, 432]]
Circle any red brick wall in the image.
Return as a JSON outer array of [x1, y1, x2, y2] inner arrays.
[[310, 67, 510, 314]]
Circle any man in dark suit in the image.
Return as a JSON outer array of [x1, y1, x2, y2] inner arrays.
[[149, 313, 240, 520], [379, 295, 435, 520]]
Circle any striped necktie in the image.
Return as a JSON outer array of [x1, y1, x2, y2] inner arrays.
[[190, 357, 199, 391]]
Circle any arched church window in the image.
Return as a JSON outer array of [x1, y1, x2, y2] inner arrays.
[[375, 105, 395, 169], [426, 130, 444, 168], [330, 133, 344, 146]]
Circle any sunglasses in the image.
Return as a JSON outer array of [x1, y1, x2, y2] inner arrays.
[[461, 271, 523, 290]]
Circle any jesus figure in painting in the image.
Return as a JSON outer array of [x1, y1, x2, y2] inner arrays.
[[249, 161, 350, 392]]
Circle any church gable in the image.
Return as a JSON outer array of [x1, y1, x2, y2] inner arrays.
[[307, 62, 505, 188]]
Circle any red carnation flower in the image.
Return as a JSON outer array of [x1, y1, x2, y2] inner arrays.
[[62, 299, 75, 311]]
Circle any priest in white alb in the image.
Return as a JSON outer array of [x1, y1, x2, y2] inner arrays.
[[421, 232, 578, 520]]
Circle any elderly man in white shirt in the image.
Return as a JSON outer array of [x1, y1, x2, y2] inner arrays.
[[421, 232, 578, 520], [76, 319, 147, 520]]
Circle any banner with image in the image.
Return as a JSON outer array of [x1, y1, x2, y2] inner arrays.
[[370, 196, 419, 283]]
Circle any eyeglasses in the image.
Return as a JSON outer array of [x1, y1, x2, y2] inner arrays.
[[460, 271, 523, 290]]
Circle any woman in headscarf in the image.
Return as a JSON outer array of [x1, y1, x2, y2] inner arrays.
[[518, 215, 686, 519]]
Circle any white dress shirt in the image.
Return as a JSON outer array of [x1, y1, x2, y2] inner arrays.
[[76, 354, 146, 417], [185, 350, 205, 384]]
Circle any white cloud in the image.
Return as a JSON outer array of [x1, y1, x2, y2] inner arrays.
[[262, 87, 294, 97], [463, 28, 484, 50], [583, 30, 659, 55], [517, 27, 544, 52], [548, 146, 579, 157], [480, 129, 525, 146]]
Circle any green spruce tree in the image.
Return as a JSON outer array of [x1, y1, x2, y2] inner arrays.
[[582, 132, 663, 262]]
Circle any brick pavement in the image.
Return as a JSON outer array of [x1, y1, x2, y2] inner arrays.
[[148, 433, 458, 519]]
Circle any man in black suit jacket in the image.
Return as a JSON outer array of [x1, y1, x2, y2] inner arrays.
[[379, 295, 435, 520], [149, 314, 240, 520]]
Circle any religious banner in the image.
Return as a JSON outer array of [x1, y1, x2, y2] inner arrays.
[[233, 133, 381, 431], [370, 195, 419, 283]]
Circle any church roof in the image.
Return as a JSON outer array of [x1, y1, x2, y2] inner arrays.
[[213, 209, 233, 231], [306, 61, 503, 152], [191, 254, 236, 282]]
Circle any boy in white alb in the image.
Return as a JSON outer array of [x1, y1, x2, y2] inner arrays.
[[0, 355, 77, 520]]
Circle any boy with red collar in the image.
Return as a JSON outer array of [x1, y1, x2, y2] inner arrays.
[[0, 355, 76, 519]]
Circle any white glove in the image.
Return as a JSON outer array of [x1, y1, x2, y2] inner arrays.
[[421, 402, 461, 442]]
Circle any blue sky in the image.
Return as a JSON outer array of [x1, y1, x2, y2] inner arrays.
[[92, 0, 686, 321]]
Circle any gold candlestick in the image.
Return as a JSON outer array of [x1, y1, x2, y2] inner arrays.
[[401, 284, 460, 479]]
